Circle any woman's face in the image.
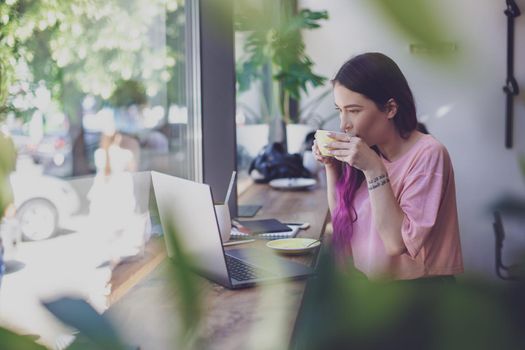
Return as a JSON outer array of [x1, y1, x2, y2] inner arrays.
[[333, 83, 394, 146]]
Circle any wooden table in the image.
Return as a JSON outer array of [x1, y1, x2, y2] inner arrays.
[[106, 182, 329, 349]]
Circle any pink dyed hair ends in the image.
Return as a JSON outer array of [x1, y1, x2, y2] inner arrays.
[[332, 164, 365, 255]]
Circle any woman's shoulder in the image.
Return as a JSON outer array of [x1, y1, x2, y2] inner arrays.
[[416, 134, 448, 154], [410, 134, 452, 173]]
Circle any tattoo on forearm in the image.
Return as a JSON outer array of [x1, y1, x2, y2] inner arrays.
[[367, 174, 390, 191], [367, 174, 387, 184]]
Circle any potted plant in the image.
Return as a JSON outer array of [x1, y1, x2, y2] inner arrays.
[[286, 87, 340, 154], [235, 0, 328, 149]]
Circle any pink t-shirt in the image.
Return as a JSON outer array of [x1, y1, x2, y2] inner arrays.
[[347, 134, 463, 280]]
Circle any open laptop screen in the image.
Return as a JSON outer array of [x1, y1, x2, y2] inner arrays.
[[151, 171, 231, 287]]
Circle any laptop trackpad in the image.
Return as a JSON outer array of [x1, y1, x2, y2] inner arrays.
[[226, 248, 313, 278]]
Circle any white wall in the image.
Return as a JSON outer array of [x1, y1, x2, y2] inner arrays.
[[299, 0, 525, 278]]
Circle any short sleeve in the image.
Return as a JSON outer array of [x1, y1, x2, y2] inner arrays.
[[399, 171, 445, 259]]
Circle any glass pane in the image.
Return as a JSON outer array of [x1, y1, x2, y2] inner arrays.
[[0, 0, 194, 341], [234, 18, 271, 192], [4, 0, 191, 180]]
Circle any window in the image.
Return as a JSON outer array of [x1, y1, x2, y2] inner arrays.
[[3, 0, 194, 180], [0, 0, 200, 333]]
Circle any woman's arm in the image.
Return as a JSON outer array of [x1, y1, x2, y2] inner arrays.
[[325, 163, 339, 215], [328, 134, 407, 256], [312, 140, 339, 216], [363, 167, 406, 256]]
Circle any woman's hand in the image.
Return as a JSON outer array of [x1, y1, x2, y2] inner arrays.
[[326, 133, 383, 175], [312, 139, 337, 166]]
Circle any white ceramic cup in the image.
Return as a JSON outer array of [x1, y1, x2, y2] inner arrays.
[[214, 203, 232, 242]]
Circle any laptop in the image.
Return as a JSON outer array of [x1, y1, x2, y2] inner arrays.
[[151, 171, 314, 289]]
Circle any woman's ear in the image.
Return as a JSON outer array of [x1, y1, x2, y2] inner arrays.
[[385, 98, 398, 120]]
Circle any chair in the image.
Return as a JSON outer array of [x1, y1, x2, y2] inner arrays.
[[493, 211, 524, 280]]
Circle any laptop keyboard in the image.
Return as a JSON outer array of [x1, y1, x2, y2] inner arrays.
[[225, 255, 274, 281]]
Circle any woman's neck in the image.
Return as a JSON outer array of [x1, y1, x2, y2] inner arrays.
[[377, 130, 422, 162]]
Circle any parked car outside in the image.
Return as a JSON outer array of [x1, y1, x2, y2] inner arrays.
[[30, 131, 74, 178], [7, 173, 80, 241], [8, 128, 32, 156]]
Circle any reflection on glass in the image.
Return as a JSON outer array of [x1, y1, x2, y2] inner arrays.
[[87, 133, 150, 264], [0, 0, 191, 345], [4, 0, 190, 180]]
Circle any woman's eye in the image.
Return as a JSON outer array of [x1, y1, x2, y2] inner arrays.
[[348, 109, 360, 114]]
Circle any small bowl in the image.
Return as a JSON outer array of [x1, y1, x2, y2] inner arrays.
[[266, 238, 321, 255], [315, 130, 348, 157]]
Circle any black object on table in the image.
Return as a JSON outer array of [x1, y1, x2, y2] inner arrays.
[[237, 204, 262, 217]]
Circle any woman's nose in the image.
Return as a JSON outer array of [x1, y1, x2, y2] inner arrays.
[[340, 121, 353, 133]]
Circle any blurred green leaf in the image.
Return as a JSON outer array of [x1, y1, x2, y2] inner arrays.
[[433, 280, 519, 350], [372, 0, 446, 45], [0, 132, 16, 216], [0, 328, 47, 350], [0, 327, 46, 350], [164, 219, 203, 346], [0, 54, 12, 118], [293, 248, 525, 350], [43, 297, 129, 350], [371, 0, 454, 63]]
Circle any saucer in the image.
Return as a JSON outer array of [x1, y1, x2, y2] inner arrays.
[[269, 178, 317, 190], [266, 238, 320, 255]]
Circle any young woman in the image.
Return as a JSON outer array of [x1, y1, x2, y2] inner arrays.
[[313, 53, 463, 281]]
